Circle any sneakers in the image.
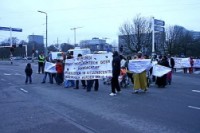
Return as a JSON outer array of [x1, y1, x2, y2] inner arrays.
[[109, 93, 116, 96], [132, 90, 139, 94]]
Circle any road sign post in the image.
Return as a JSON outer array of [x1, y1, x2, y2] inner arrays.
[[0, 26, 22, 64], [152, 18, 165, 55]]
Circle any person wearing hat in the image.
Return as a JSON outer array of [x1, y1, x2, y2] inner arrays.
[[133, 51, 148, 93]]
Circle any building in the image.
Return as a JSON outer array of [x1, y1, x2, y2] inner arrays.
[[190, 31, 200, 40], [79, 37, 112, 52], [28, 35, 44, 45]]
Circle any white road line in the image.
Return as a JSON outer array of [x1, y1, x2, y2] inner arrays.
[[14, 73, 21, 75], [20, 88, 28, 93], [4, 73, 11, 75], [188, 106, 200, 110], [192, 90, 200, 93]]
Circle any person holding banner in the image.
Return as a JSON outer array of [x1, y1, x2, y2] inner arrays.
[[74, 54, 87, 89], [41, 53, 52, 84], [167, 55, 175, 85], [156, 55, 170, 88], [189, 57, 194, 74], [133, 51, 148, 93], [55, 59, 64, 85], [110, 51, 121, 96], [124, 56, 134, 84]]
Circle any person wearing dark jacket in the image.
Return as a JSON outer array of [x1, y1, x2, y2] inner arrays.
[[25, 63, 33, 84], [110, 51, 121, 96], [156, 55, 170, 87]]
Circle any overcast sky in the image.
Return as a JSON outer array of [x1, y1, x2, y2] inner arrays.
[[0, 0, 199, 45]]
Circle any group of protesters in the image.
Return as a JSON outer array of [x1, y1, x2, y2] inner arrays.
[[109, 51, 176, 96], [24, 50, 198, 97]]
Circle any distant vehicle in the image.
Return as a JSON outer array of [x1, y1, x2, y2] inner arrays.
[[67, 47, 91, 57], [23, 57, 32, 60], [13, 56, 23, 60]]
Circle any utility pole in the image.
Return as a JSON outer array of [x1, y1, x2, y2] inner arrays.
[[70, 27, 83, 46], [38, 10, 48, 56]]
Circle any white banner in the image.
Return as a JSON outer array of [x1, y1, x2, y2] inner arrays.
[[193, 59, 200, 68], [174, 57, 191, 68], [128, 59, 152, 73], [152, 64, 171, 77], [44, 62, 57, 73], [65, 53, 113, 80]]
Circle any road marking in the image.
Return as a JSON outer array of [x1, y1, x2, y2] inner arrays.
[[14, 73, 21, 75], [1, 78, 5, 81], [4, 73, 11, 75], [188, 106, 200, 110], [20, 88, 28, 93], [192, 90, 200, 93]]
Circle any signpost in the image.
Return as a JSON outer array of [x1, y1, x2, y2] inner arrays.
[[0, 26, 23, 46], [0, 27, 22, 32], [152, 18, 165, 55], [0, 26, 23, 64]]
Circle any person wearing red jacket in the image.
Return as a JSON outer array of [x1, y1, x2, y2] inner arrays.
[[56, 59, 64, 85]]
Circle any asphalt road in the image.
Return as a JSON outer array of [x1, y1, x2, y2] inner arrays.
[[0, 60, 200, 133]]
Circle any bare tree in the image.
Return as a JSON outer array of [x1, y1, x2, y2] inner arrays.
[[119, 14, 152, 54], [166, 25, 193, 56]]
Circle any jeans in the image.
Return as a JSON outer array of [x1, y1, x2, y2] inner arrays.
[[25, 75, 32, 83]]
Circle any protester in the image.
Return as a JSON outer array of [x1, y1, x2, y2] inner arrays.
[[55, 59, 64, 85], [25, 63, 33, 84], [110, 51, 121, 96], [64, 54, 75, 88], [38, 52, 45, 74], [150, 54, 157, 82], [120, 54, 126, 67], [167, 54, 175, 85], [189, 57, 194, 74], [86, 79, 99, 92], [156, 55, 170, 88], [124, 55, 134, 84], [74, 54, 87, 89], [41, 52, 52, 84], [133, 51, 148, 93]]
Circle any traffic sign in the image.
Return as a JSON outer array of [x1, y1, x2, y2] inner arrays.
[[0, 27, 22, 32], [154, 19, 165, 26], [154, 26, 165, 32]]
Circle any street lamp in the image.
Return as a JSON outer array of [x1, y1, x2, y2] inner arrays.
[[70, 27, 83, 46], [38, 10, 48, 56]]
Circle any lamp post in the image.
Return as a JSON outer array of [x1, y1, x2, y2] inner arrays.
[[38, 10, 48, 56], [70, 27, 83, 46]]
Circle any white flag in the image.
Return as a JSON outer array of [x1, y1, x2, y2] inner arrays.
[[153, 64, 171, 77], [44, 62, 57, 73]]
